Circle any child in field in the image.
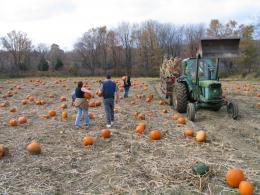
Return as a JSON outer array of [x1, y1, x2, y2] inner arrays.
[[123, 76, 131, 98]]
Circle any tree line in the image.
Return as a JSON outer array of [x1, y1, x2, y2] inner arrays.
[[0, 19, 259, 77]]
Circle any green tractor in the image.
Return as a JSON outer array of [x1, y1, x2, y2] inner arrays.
[[171, 38, 240, 121]]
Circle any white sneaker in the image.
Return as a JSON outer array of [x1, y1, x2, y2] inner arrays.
[[106, 124, 111, 128]]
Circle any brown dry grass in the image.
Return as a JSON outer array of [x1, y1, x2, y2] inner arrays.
[[0, 78, 259, 194]]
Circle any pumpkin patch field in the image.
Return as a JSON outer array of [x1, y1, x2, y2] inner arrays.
[[0, 78, 260, 194]]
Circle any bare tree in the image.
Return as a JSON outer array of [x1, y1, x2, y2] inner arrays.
[[1, 30, 32, 70], [116, 22, 133, 75]]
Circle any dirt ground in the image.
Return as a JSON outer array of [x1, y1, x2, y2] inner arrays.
[[0, 78, 259, 195]]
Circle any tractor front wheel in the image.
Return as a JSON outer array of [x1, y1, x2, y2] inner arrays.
[[227, 101, 239, 120], [187, 103, 196, 121], [172, 82, 188, 113]]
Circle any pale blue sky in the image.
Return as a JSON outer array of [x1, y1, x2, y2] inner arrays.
[[1, 0, 259, 50]]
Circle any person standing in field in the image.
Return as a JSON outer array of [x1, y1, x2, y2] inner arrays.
[[74, 81, 92, 128], [100, 75, 119, 128], [123, 76, 131, 98]]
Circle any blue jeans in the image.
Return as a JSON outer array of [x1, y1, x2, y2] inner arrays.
[[124, 87, 129, 97], [75, 107, 89, 126], [104, 98, 114, 124]]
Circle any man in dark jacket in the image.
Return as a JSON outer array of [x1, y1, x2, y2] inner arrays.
[[100, 75, 119, 128]]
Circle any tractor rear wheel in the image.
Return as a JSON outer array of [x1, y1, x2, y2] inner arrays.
[[187, 103, 196, 121], [172, 82, 188, 113], [227, 101, 239, 119]]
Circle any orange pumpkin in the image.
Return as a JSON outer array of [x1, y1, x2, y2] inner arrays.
[[9, 118, 17, 126], [145, 97, 152, 103], [101, 129, 111, 138], [96, 89, 103, 97], [84, 92, 92, 99], [161, 109, 168, 113], [9, 107, 16, 112], [60, 96, 66, 102], [0, 144, 6, 159], [138, 122, 145, 128], [225, 168, 245, 188], [239, 181, 253, 195], [28, 96, 34, 102], [172, 114, 180, 120], [82, 135, 93, 145], [95, 101, 101, 107], [158, 100, 165, 105], [149, 130, 161, 140], [256, 93, 260, 97], [137, 113, 145, 120], [61, 111, 68, 119], [88, 112, 94, 119], [184, 128, 193, 136], [88, 102, 96, 107], [196, 131, 206, 142], [135, 125, 145, 134], [48, 110, 56, 117], [177, 117, 186, 124], [26, 141, 41, 154], [21, 100, 28, 105], [18, 116, 27, 124], [40, 100, 46, 105], [256, 102, 260, 106]]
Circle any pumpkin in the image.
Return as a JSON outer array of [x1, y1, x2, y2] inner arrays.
[[18, 116, 27, 124], [138, 122, 145, 128], [84, 92, 92, 99], [177, 117, 186, 124], [0, 144, 6, 159], [35, 100, 41, 105], [28, 96, 34, 102], [196, 131, 206, 142], [161, 109, 168, 113], [225, 168, 245, 188], [26, 141, 41, 154], [149, 130, 161, 140], [48, 110, 56, 117], [158, 100, 165, 105], [60, 96, 66, 102], [172, 114, 180, 120], [184, 128, 193, 136], [96, 89, 103, 97], [256, 102, 260, 106], [61, 111, 68, 119], [9, 107, 16, 112], [101, 129, 111, 138], [60, 103, 67, 109], [82, 135, 93, 145], [135, 125, 145, 134], [239, 181, 253, 195], [88, 112, 94, 119], [21, 100, 28, 105], [95, 101, 101, 106], [40, 100, 46, 105], [9, 118, 17, 126], [145, 97, 152, 102], [88, 102, 96, 107], [256, 93, 260, 97], [137, 113, 145, 120], [0, 101, 9, 107]]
